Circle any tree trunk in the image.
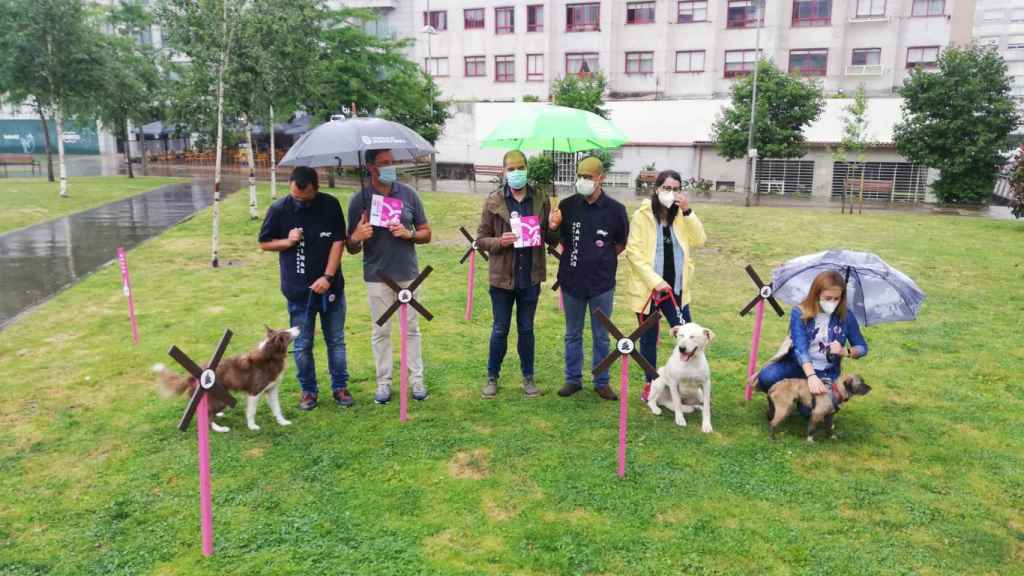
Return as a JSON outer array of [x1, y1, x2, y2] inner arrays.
[[124, 117, 134, 179], [37, 103, 54, 182], [138, 124, 148, 177], [211, 62, 226, 268], [55, 105, 68, 197], [245, 115, 258, 219], [859, 161, 866, 215], [269, 104, 277, 199]]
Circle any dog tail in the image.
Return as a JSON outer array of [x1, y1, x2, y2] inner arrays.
[[153, 363, 191, 398]]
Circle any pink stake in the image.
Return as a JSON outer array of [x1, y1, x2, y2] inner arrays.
[[117, 247, 139, 345], [399, 303, 409, 423], [557, 288, 564, 311], [618, 356, 630, 478], [465, 250, 475, 321], [195, 394, 214, 556], [745, 299, 765, 401], [655, 322, 661, 347]]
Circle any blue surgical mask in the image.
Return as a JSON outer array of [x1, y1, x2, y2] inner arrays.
[[378, 166, 397, 184], [507, 169, 528, 190]]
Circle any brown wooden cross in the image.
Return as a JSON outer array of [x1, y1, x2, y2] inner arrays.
[[375, 267, 435, 326], [169, 329, 238, 431], [739, 265, 785, 318], [547, 245, 562, 292], [591, 310, 661, 380], [459, 226, 489, 264]]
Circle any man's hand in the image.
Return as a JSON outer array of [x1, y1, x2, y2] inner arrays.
[[499, 231, 518, 247], [351, 212, 373, 242], [310, 276, 331, 295], [548, 203, 562, 230], [676, 191, 690, 213], [388, 222, 413, 240], [654, 281, 671, 293], [288, 227, 304, 246], [829, 341, 845, 357], [807, 375, 827, 395]]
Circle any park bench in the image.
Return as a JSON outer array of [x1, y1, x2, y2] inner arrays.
[[605, 171, 632, 189], [399, 163, 432, 188], [0, 155, 41, 177], [844, 178, 893, 197], [471, 164, 503, 192]]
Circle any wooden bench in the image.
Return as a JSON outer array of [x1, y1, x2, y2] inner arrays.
[[471, 164, 503, 192], [605, 171, 632, 189], [399, 164, 432, 188], [0, 155, 41, 177]]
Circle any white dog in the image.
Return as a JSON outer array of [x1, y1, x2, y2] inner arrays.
[[646, 322, 716, 433]]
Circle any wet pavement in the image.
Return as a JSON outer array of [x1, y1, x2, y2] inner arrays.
[[0, 179, 239, 328]]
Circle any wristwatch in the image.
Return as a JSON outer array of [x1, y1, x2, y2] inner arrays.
[[322, 274, 335, 285]]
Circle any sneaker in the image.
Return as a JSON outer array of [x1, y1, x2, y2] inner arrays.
[[374, 384, 391, 405], [298, 393, 318, 411], [557, 381, 582, 397], [595, 386, 619, 401], [482, 377, 498, 399], [522, 376, 541, 398], [413, 383, 429, 401], [333, 388, 354, 408], [640, 382, 651, 403]]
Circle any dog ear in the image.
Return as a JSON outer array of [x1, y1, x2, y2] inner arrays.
[[264, 324, 273, 334], [670, 325, 683, 338], [703, 328, 716, 344]]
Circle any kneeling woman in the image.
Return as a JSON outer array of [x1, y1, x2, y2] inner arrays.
[[756, 271, 868, 409]]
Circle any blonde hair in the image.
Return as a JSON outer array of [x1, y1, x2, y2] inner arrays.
[[503, 149, 527, 168], [799, 270, 847, 321]]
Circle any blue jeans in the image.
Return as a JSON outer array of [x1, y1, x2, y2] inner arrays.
[[563, 289, 614, 389], [637, 301, 692, 383], [286, 291, 349, 395], [488, 284, 540, 379]]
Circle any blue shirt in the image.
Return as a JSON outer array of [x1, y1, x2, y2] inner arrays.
[[505, 188, 535, 290], [258, 193, 346, 302], [556, 191, 629, 299]]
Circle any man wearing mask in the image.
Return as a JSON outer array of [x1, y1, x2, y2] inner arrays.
[[548, 156, 629, 400], [259, 166, 351, 410], [346, 149, 432, 404], [475, 150, 559, 399]]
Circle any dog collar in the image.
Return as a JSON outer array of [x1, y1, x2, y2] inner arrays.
[[831, 381, 846, 404]]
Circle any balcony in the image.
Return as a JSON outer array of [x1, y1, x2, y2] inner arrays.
[[848, 14, 890, 23], [846, 64, 884, 76]]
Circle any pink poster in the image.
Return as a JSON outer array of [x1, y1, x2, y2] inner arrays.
[[370, 195, 403, 227], [514, 215, 541, 248]]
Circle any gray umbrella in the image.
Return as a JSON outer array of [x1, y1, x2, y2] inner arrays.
[[278, 116, 434, 168], [771, 250, 926, 326]]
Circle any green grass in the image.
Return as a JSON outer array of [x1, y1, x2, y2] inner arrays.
[[0, 183, 1022, 575], [0, 176, 185, 234]]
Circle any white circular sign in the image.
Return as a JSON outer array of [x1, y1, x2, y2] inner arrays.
[[398, 289, 413, 303], [759, 285, 773, 299], [199, 369, 216, 390], [471, 241, 479, 250], [616, 338, 635, 355]]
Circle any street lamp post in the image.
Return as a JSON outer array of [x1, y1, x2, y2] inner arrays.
[[743, 1, 765, 207], [422, 3, 438, 192]]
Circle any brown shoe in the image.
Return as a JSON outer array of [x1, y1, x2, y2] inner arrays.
[[333, 388, 354, 407], [523, 377, 541, 398], [595, 386, 619, 401], [557, 381, 582, 397], [482, 377, 498, 399], [298, 392, 318, 410]]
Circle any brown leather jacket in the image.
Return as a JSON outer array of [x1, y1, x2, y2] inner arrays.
[[475, 184, 560, 290]]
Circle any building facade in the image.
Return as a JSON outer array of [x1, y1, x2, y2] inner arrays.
[[973, 0, 1024, 99]]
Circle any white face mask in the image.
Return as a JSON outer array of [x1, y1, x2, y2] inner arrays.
[[819, 298, 839, 315], [657, 190, 676, 209], [576, 178, 595, 196]]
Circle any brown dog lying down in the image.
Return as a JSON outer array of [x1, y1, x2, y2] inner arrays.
[[767, 374, 871, 442]]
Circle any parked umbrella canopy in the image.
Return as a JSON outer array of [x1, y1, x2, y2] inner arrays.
[[480, 104, 627, 153], [771, 250, 926, 327], [278, 116, 434, 168]]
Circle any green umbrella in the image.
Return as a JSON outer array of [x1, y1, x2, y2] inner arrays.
[[480, 104, 627, 152]]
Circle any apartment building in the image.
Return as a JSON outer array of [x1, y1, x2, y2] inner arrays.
[[973, 0, 1024, 98]]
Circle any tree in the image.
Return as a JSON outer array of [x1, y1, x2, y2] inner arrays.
[[894, 44, 1022, 205], [1010, 150, 1024, 219], [159, 0, 249, 267], [551, 73, 608, 118], [831, 84, 871, 213], [0, 0, 107, 196]]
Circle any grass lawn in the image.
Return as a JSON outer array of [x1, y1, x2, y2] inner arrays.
[[0, 183, 1021, 575], [0, 176, 186, 234]]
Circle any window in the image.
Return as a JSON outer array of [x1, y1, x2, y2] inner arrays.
[[527, 54, 544, 81], [496, 7, 515, 33], [465, 55, 486, 77], [567, 3, 600, 32], [678, 1, 707, 22], [982, 10, 1002, 22], [716, 181, 736, 192], [756, 160, 815, 197], [1012, 9, 1024, 23], [527, 4, 544, 31], [566, 52, 600, 76], [831, 162, 928, 203], [906, 46, 939, 68], [675, 50, 706, 72], [792, 0, 831, 26], [789, 49, 828, 76], [1008, 36, 1024, 50], [724, 49, 760, 77], [727, 0, 764, 28], [464, 8, 484, 29], [852, 48, 881, 66], [423, 10, 447, 31], [495, 55, 515, 82], [625, 51, 654, 74], [627, 2, 655, 24], [424, 57, 449, 77], [978, 37, 1000, 48], [911, 0, 943, 17], [855, 0, 885, 17]]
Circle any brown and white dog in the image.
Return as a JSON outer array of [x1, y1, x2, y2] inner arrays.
[[766, 374, 871, 442], [154, 326, 299, 433]]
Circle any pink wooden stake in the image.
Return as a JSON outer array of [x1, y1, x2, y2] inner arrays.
[[745, 299, 765, 401], [655, 322, 661, 347], [195, 394, 214, 556], [557, 288, 564, 311], [618, 357, 629, 478], [465, 251, 475, 321], [399, 303, 409, 423], [117, 247, 139, 345]]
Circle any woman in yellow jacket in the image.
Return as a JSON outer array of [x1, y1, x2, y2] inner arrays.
[[623, 169, 707, 402]]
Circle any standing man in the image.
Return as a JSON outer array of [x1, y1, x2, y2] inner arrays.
[[548, 156, 629, 400], [259, 166, 352, 410], [347, 149, 432, 404]]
